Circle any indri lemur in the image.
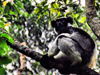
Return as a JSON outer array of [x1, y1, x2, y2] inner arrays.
[[48, 17, 98, 74]]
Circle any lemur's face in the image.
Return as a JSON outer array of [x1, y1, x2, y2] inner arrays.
[[51, 17, 73, 32], [51, 18, 67, 32]]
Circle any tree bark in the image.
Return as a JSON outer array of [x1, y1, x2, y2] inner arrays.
[[85, 0, 100, 40]]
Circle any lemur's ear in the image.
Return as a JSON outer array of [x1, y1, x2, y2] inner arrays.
[[66, 17, 73, 24], [51, 20, 57, 28]]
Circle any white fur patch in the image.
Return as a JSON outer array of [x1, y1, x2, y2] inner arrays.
[[68, 23, 72, 27]]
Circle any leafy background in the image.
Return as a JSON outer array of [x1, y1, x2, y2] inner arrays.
[[0, 0, 100, 75]]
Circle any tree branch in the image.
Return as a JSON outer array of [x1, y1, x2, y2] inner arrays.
[[6, 40, 99, 75], [6, 41, 42, 62]]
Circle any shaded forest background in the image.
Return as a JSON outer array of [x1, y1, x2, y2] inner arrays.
[[0, 0, 100, 75]]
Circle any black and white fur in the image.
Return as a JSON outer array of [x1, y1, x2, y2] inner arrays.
[[48, 17, 98, 74]]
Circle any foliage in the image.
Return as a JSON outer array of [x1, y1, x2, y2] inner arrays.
[[0, 0, 100, 75]]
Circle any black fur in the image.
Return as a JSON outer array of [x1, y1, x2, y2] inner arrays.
[[51, 17, 73, 32], [48, 17, 97, 74]]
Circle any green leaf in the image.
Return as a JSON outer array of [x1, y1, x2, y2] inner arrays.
[[0, 22, 4, 28], [0, 67, 6, 75], [17, 2, 24, 8], [0, 46, 5, 55], [0, 38, 8, 53], [34, 8, 40, 14], [9, 10, 16, 15], [81, 17, 86, 23], [24, 12, 28, 17], [51, 2, 55, 8], [69, 0, 72, 3], [44, 5, 48, 10], [57, 11, 61, 17], [0, 33, 14, 43], [23, 0, 27, 2], [63, 0, 67, 4], [0, 56, 12, 65], [4, 2, 11, 14], [53, 3, 59, 8], [0, 7, 3, 12], [4, 5, 10, 14], [1, 17, 7, 22], [41, 1, 47, 6], [77, 8, 83, 13], [12, 4, 19, 15], [73, 13, 79, 18], [3, 14, 11, 19], [13, 4, 20, 14]]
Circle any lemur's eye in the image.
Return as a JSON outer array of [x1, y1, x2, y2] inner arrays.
[[62, 20, 65, 22], [56, 21, 59, 26]]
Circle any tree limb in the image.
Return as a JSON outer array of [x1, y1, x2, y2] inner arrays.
[[6, 40, 99, 75], [6, 41, 42, 62]]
